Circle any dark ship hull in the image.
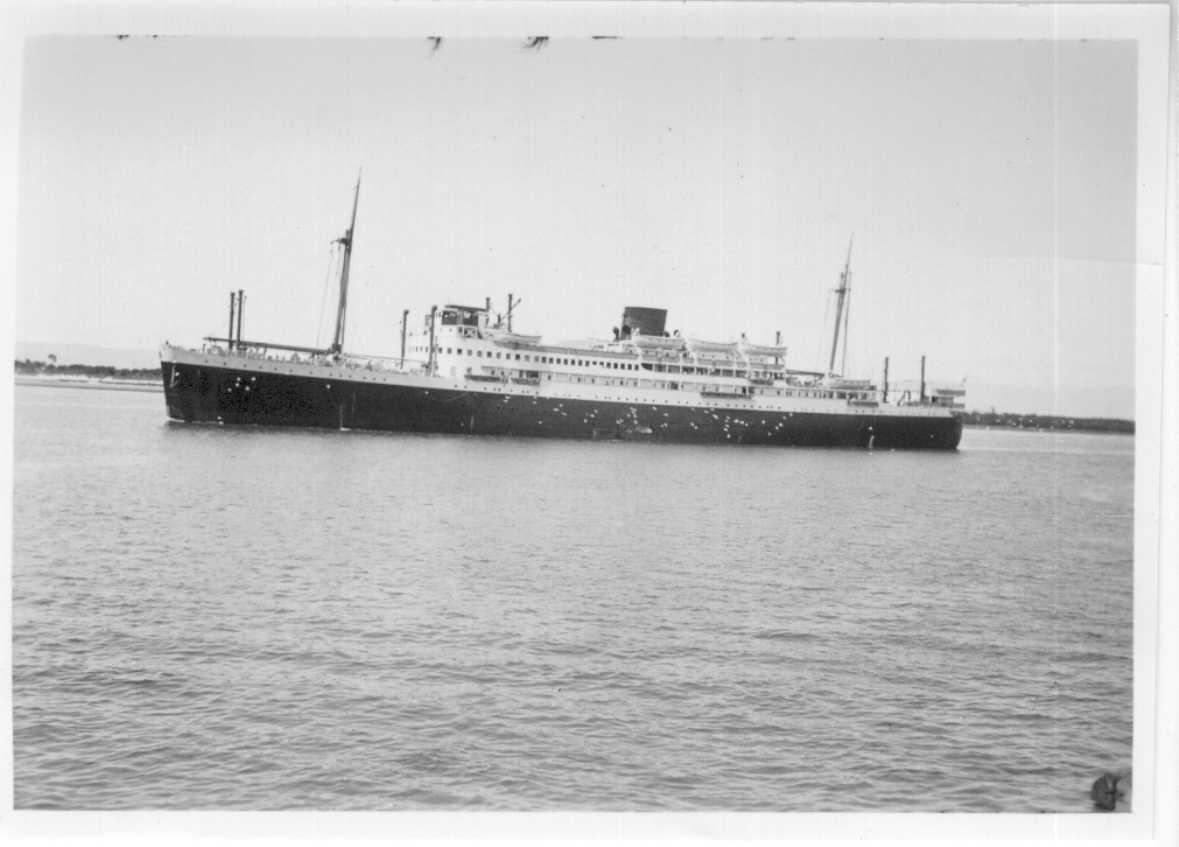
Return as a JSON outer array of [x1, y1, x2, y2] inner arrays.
[[162, 359, 964, 450]]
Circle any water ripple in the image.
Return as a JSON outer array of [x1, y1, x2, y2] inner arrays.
[[13, 388, 1133, 811]]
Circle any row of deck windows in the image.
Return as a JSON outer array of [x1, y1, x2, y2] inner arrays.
[[471, 369, 865, 400], [420, 346, 786, 380], [421, 347, 782, 379], [426, 346, 641, 369]]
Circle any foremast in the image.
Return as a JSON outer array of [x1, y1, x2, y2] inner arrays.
[[330, 171, 362, 356], [827, 236, 853, 376]]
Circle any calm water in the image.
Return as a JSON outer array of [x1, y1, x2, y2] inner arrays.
[[12, 384, 1133, 811]]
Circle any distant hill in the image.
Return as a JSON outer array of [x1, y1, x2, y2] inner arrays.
[[14, 342, 159, 369]]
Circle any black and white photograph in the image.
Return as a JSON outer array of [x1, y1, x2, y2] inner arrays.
[[3, 1, 1174, 842]]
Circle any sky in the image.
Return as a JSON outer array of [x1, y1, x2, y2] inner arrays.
[[16, 33, 1142, 416]]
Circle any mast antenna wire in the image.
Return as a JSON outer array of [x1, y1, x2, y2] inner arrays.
[[841, 273, 851, 375], [853, 261, 870, 377], [816, 292, 832, 372], [316, 242, 340, 350]]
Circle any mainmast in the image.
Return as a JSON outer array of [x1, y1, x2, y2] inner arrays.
[[827, 236, 853, 375], [329, 171, 362, 355]]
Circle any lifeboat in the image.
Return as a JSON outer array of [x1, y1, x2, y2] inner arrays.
[[484, 327, 542, 346]]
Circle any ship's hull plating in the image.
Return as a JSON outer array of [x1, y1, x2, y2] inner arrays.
[[161, 360, 963, 450]]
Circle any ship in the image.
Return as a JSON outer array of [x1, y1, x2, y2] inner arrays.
[[159, 178, 965, 449]]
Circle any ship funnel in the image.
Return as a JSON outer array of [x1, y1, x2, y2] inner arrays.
[[620, 306, 668, 338]]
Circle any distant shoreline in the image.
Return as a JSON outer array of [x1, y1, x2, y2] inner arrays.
[[15, 359, 163, 394], [963, 423, 1134, 436], [960, 412, 1134, 435], [15, 359, 161, 380], [15, 375, 161, 393]]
